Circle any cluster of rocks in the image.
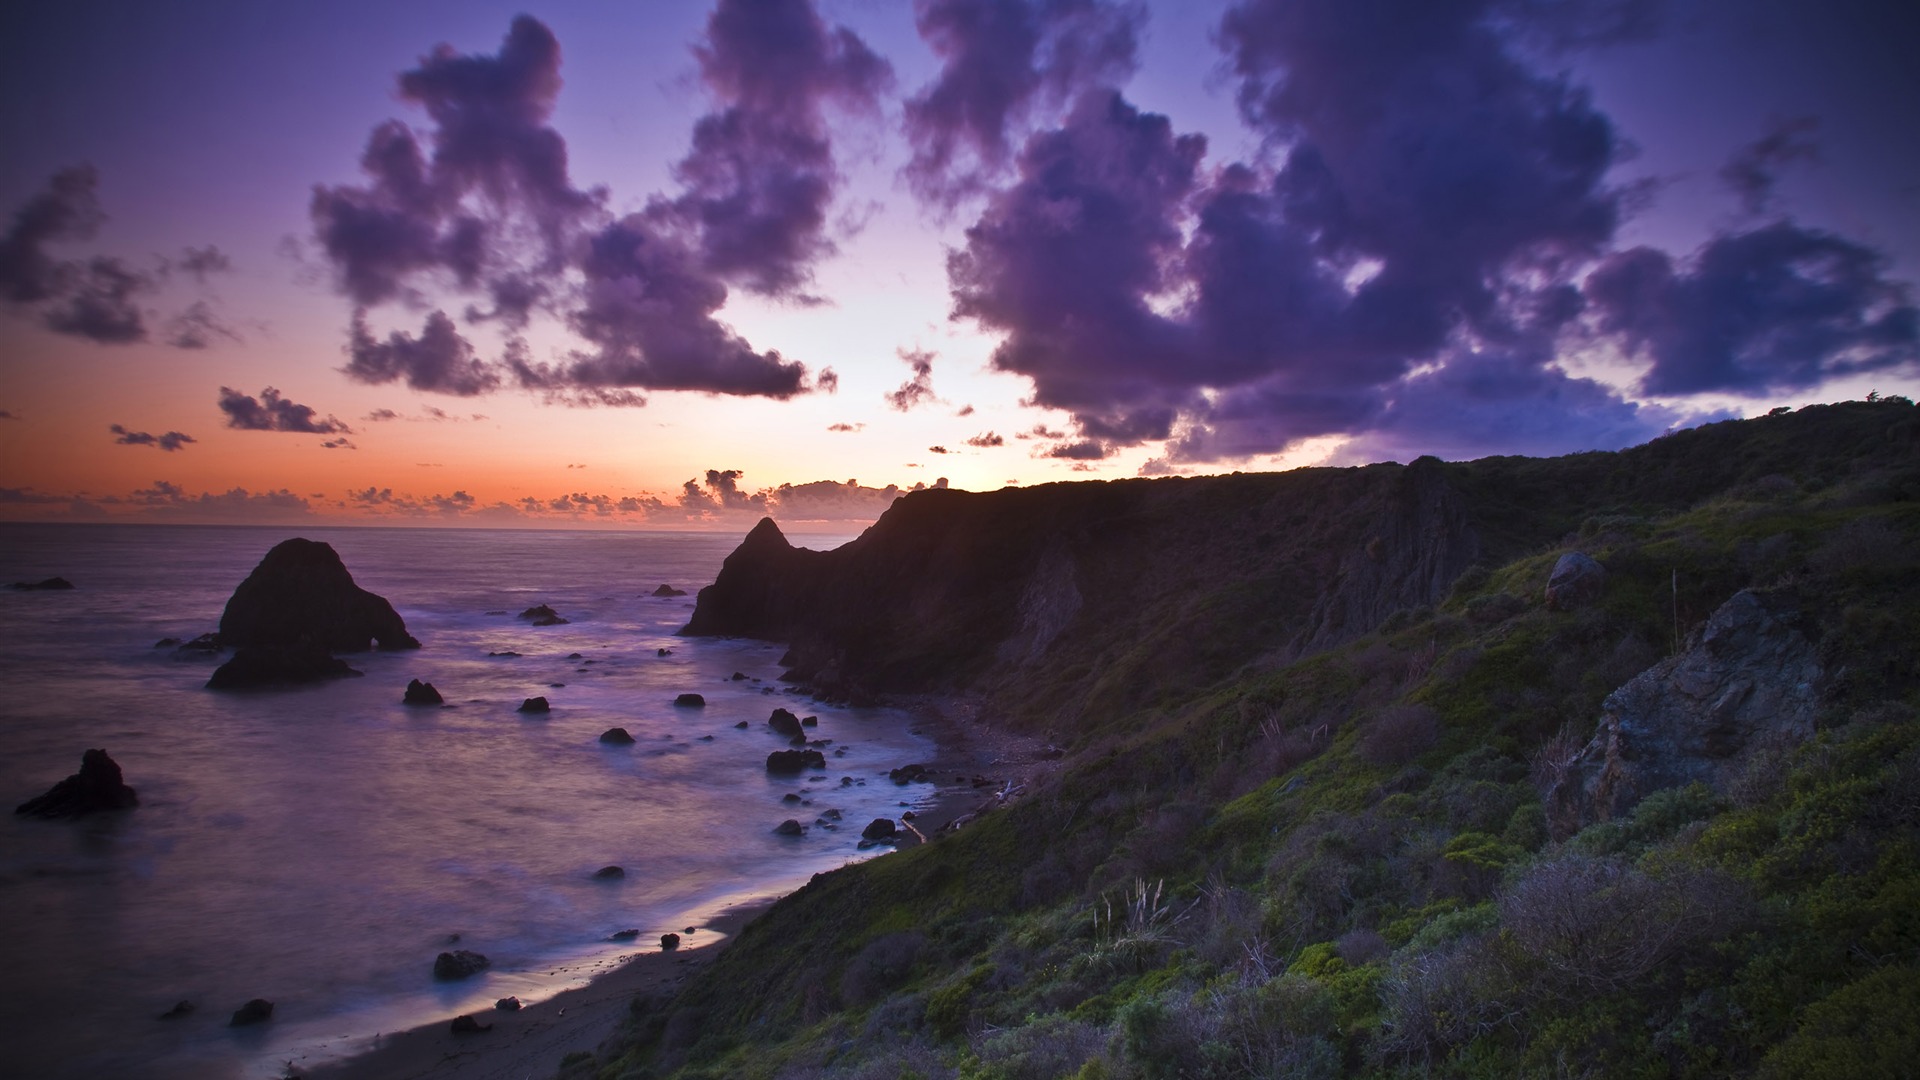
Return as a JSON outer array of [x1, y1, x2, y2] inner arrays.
[[518, 604, 569, 626]]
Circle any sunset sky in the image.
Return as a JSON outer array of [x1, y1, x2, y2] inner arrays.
[[1, 0, 1915, 529]]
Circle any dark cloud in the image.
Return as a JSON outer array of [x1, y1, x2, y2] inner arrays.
[[321, 438, 356, 450], [42, 256, 147, 343], [827, 421, 864, 432], [0, 410, 17, 419], [164, 300, 239, 349], [929, 444, 952, 454], [0, 165, 103, 304], [310, 16, 598, 312], [885, 346, 942, 411], [347, 309, 503, 395], [815, 366, 838, 393], [0, 486, 66, 504], [366, 408, 402, 422], [904, 0, 1144, 207], [1045, 438, 1107, 459], [129, 480, 313, 519], [966, 430, 1004, 447], [1585, 223, 1919, 396], [1719, 116, 1820, 217], [217, 386, 353, 434], [110, 424, 195, 451], [312, 7, 883, 404]]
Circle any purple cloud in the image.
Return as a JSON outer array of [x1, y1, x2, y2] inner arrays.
[[110, 424, 195, 451], [0, 165, 104, 304], [164, 300, 239, 349], [885, 347, 942, 411], [1719, 116, 1820, 216], [1585, 223, 1919, 397], [42, 255, 148, 343], [966, 430, 1004, 447], [346, 310, 502, 395], [217, 387, 353, 434], [904, 0, 1144, 206]]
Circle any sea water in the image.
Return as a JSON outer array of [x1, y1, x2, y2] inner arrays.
[[0, 523, 935, 1079]]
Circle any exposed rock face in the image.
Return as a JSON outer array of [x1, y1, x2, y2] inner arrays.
[[684, 464, 1480, 720], [1545, 551, 1607, 611], [434, 950, 490, 979], [1544, 589, 1823, 834], [207, 644, 360, 688], [16, 748, 138, 817], [219, 539, 419, 652]]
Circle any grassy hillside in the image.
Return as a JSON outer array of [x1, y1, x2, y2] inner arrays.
[[582, 398, 1920, 1079]]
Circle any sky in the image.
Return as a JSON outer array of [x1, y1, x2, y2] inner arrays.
[[1, 0, 1915, 530]]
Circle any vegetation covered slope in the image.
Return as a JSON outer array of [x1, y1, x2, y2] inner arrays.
[[586, 398, 1919, 1080]]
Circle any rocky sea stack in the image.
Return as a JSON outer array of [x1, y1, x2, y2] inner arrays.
[[15, 749, 138, 818], [207, 538, 418, 688]]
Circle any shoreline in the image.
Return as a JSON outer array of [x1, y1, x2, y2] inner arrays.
[[293, 691, 1055, 1080]]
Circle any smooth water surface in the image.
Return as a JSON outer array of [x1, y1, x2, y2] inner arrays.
[[0, 523, 932, 1078]]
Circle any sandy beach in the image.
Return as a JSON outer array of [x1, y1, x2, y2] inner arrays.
[[299, 692, 1058, 1080]]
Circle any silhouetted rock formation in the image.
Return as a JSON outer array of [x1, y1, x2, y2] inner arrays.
[[661, 933, 681, 950], [600, 727, 635, 745], [1543, 589, 1824, 835], [518, 696, 550, 714], [206, 644, 360, 688], [766, 749, 826, 774], [518, 604, 569, 625], [403, 678, 443, 705], [228, 999, 273, 1026], [433, 950, 490, 980], [861, 818, 897, 840], [767, 708, 803, 738], [8, 576, 74, 590], [593, 865, 625, 879], [16, 748, 138, 817], [652, 584, 688, 597], [684, 463, 1481, 717], [675, 693, 706, 707], [772, 819, 804, 835], [218, 538, 419, 652]]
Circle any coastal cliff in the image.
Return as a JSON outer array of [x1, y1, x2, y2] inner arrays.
[[606, 400, 1920, 1080]]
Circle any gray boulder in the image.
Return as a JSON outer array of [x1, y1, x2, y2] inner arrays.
[[1544, 551, 1606, 611]]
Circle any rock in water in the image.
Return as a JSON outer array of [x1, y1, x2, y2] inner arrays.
[[675, 693, 706, 707], [517, 696, 550, 714], [861, 818, 898, 840], [8, 576, 75, 590], [660, 933, 681, 950], [767, 708, 803, 738], [518, 604, 569, 626], [433, 950, 490, 980], [228, 999, 273, 1026], [218, 538, 419, 652], [15, 749, 138, 818], [495, 996, 522, 1011], [766, 749, 826, 774], [157, 1000, 194, 1020], [651, 584, 687, 597], [403, 678, 443, 705], [593, 865, 626, 880], [599, 727, 635, 745], [1544, 551, 1606, 611], [772, 819, 804, 835], [206, 644, 361, 689]]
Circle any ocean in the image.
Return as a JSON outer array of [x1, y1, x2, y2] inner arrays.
[[0, 522, 937, 1079]]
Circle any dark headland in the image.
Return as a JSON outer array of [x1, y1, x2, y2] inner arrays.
[[368, 400, 1920, 1078]]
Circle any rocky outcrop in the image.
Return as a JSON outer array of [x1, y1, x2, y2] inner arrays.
[[434, 950, 490, 979], [403, 679, 443, 705], [207, 644, 360, 688], [1545, 552, 1607, 611], [519, 604, 569, 626], [652, 584, 688, 597], [767, 749, 826, 774], [8, 576, 74, 590], [1544, 589, 1824, 834], [16, 748, 138, 817], [218, 539, 418, 652]]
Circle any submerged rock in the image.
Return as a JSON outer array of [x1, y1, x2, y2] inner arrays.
[[229, 999, 274, 1026], [609, 928, 640, 941], [766, 749, 826, 774], [519, 604, 569, 626], [517, 696, 550, 714], [772, 819, 804, 836], [207, 644, 361, 689], [675, 693, 706, 707], [157, 1000, 194, 1021], [433, 950, 491, 980], [219, 538, 419, 652], [599, 727, 635, 745], [16, 749, 138, 818], [8, 576, 74, 591], [888, 763, 931, 785], [403, 678, 443, 705], [593, 865, 626, 880], [651, 584, 687, 597]]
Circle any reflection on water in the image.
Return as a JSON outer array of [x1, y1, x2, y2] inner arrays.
[[0, 524, 926, 1078]]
